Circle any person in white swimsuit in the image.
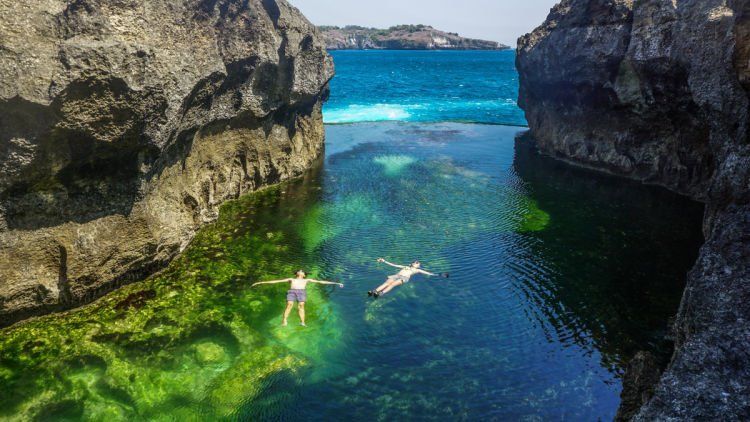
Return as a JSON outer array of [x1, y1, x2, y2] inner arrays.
[[368, 258, 442, 297], [252, 270, 343, 326]]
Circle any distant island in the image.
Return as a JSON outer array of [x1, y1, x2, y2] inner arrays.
[[319, 24, 510, 51]]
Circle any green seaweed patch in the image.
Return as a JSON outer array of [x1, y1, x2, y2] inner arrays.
[[299, 204, 333, 252], [0, 180, 343, 420], [515, 197, 551, 233], [299, 194, 382, 252], [30, 176, 64, 193]]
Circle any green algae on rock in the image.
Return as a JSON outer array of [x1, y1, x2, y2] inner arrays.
[[0, 177, 341, 420], [513, 197, 550, 233], [0, 0, 333, 328], [0, 121, 708, 420]]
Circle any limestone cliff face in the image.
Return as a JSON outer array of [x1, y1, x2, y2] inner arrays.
[[518, 0, 750, 419], [0, 0, 333, 327]]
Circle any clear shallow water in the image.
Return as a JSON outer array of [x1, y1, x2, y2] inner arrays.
[[0, 123, 703, 420], [324, 50, 525, 125], [0, 50, 704, 420], [244, 123, 703, 420]]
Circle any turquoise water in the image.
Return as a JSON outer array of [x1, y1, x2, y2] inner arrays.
[[239, 122, 703, 420], [0, 51, 704, 420], [324, 50, 525, 125]]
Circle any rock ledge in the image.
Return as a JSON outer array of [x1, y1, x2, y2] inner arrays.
[[0, 0, 333, 327]]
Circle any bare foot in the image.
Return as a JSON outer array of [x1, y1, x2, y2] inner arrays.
[[300, 323, 307, 327], [282, 320, 288, 327]]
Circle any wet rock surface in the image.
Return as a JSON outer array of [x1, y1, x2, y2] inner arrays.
[[0, 0, 333, 327], [615, 351, 661, 421], [518, 0, 750, 419]]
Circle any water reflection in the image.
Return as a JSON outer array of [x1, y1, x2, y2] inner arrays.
[[248, 123, 704, 420], [0, 123, 704, 420], [511, 134, 704, 371]]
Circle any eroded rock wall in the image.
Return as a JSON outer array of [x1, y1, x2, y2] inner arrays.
[[518, 0, 750, 419], [0, 0, 333, 326]]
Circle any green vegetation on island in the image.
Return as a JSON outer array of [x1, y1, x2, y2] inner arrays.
[[319, 24, 509, 50]]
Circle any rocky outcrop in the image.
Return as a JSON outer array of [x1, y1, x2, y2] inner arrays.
[[319, 25, 509, 50], [518, 0, 750, 419], [615, 351, 661, 421], [0, 0, 333, 327]]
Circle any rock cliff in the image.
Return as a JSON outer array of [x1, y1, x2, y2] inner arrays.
[[0, 0, 333, 327], [518, 0, 750, 419], [320, 25, 509, 50]]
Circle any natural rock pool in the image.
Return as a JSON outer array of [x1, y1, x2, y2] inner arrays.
[[0, 122, 703, 420]]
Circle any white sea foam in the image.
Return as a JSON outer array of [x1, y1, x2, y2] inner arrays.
[[324, 104, 413, 123], [323, 99, 519, 124]]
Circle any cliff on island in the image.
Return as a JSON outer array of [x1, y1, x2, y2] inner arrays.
[[319, 24, 509, 50], [0, 0, 333, 327], [517, 0, 750, 420]]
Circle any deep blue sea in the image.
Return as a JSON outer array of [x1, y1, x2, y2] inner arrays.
[[324, 50, 525, 125]]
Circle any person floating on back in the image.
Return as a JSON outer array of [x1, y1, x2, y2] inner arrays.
[[252, 270, 344, 326], [368, 258, 448, 298]]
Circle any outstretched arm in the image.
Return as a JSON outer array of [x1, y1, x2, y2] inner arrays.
[[251, 278, 290, 287], [377, 258, 406, 269], [417, 269, 449, 278], [308, 279, 345, 288]]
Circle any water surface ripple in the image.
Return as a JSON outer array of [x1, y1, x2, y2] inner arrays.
[[0, 125, 703, 420], [246, 122, 703, 420]]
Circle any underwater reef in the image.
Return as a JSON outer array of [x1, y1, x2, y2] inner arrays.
[[0, 0, 333, 326], [0, 176, 344, 420], [517, 0, 750, 419]]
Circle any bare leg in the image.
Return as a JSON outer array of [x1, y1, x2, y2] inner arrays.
[[282, 301, 294, 326], [375, 279, 393, 293], [298, 302, 306, 326], [380, 280, 403, 295]]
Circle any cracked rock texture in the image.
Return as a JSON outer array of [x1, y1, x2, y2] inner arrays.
[[0, 0, 333, 327], [518, 0, 750, 419]]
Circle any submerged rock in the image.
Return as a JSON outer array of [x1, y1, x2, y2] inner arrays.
[[615, 351, 661, 421], [517, 0, 750, 419], [0, 182, 342, 420], [0, 0, 333, 326], [194, 342, 228, 365]]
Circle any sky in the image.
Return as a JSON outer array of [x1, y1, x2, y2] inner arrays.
[[287, 0, 559, 47]]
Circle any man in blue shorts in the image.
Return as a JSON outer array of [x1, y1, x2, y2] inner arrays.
[[252, 270, 343, 326]]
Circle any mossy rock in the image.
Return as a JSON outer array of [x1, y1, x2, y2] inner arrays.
[[194, 342, 227, 366], [0, 182, 342, 419]]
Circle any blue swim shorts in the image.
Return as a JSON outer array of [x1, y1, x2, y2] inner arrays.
[[287, 289, 307, 302]]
